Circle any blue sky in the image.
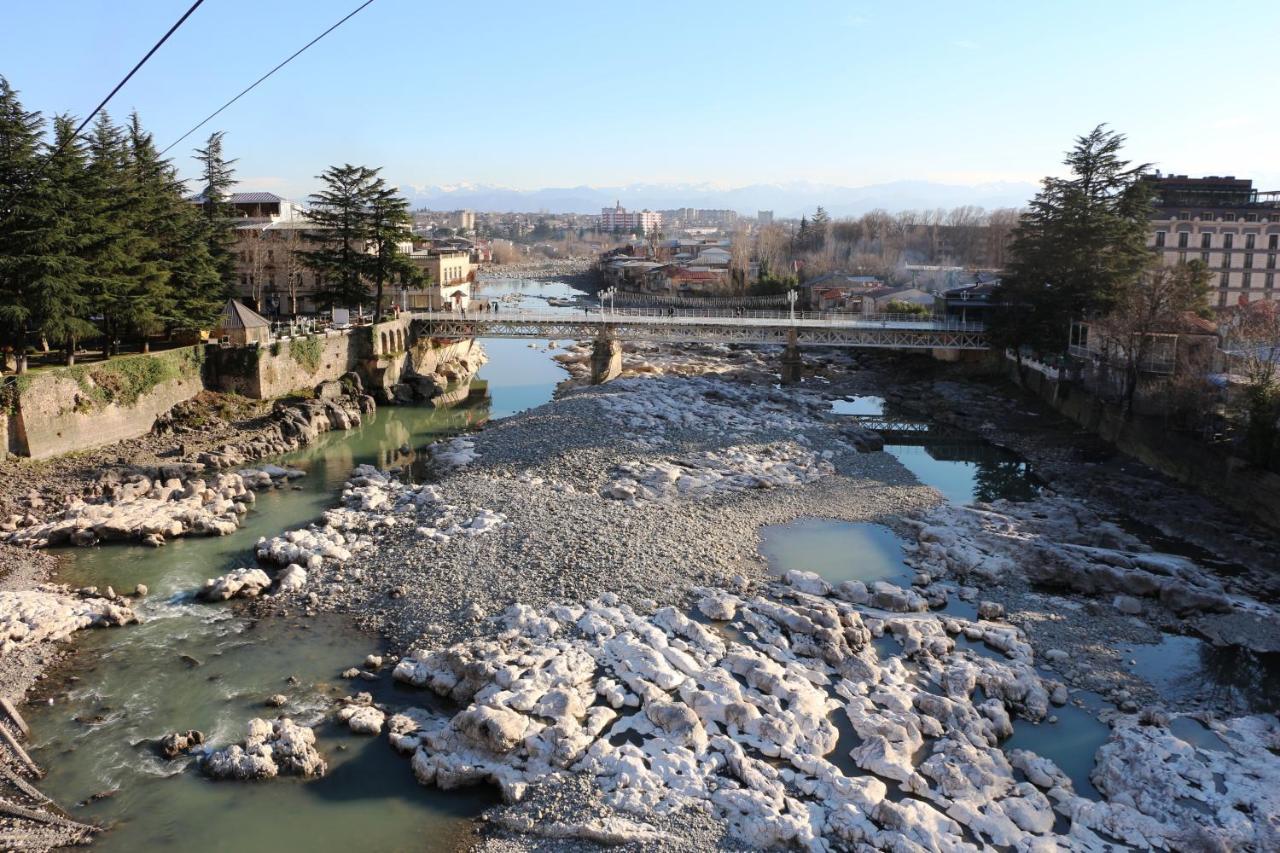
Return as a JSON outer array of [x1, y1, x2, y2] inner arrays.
[[2, 0, 1277, 200]]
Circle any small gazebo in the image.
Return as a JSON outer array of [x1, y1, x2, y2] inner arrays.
[[214, 299, 271, 346]]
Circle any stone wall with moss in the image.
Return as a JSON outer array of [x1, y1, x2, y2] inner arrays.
[[11, 347, 205, 459], [207, 328, 372, 399]]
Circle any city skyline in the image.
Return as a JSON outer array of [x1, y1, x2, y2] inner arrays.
[[2, 0, 1277, 202]]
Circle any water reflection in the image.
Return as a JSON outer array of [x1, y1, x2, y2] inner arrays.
[[1128, 633, 1280, 714], [832, 396, 1040, 504], [759, 518, 913, 586]]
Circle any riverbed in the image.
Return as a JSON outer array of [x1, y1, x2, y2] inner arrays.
[[19, 291, 1280, 851], [25, 276, 582, 852]]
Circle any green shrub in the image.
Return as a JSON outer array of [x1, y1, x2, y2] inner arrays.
[[290, 336, 324, 374]]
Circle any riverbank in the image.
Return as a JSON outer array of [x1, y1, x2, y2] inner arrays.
[[0, 544, 102, 848]]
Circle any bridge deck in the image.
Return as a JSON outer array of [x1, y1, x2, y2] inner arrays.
[[409, 309, 989, 350]]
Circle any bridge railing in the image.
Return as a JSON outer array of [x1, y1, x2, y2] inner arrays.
[[411, 307, 985, 332]]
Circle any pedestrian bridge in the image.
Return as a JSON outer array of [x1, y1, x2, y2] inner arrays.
[[409, 308, 989, 351]]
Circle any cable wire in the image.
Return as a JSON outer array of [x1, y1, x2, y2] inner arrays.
[[46, 0, 206, 169], [159, 0, 376, 156]]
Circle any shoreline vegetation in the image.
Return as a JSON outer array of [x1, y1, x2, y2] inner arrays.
[[1, 262, 1277, 850]]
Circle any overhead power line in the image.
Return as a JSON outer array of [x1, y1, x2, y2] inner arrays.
[[45, 0, 206, 170], [159, 0, 376, 156]]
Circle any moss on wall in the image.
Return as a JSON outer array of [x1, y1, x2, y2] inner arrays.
[[289, 336, 324, 374]]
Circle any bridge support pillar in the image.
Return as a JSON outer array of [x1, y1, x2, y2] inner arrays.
[[590, 334, 622, 384], [780, 329, 803, 385]]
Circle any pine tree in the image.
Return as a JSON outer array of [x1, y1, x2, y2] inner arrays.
[[995, 125, 1153, 351], [301, 164, 381, 310], [193, 130, 238, 290], [0, 76, 48, 372]]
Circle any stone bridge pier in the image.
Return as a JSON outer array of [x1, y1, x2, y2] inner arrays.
[[590, 330, 622, 384], [780, 328, 803, 385]]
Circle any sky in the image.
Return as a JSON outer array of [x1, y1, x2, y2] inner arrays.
[[2, 0, 1278, 202]]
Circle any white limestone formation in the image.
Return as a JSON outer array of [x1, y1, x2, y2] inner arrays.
[[202, 718, 327, 780], [7, 473, 253, 549], [0, 588, 136, 653]]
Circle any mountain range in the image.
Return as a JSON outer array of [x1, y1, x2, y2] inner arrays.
[[394, 180, 1039, 218]]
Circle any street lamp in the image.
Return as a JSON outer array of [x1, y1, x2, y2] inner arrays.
[[787, 288, 798, 322], [599, 287, 616, 315]]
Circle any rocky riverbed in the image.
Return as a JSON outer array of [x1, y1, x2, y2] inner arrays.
[[8, 335, 1280, 851], [229, 345, 1280, 850]]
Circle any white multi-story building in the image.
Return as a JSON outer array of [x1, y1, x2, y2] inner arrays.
[[1146, 175, 1280, 308], [600, 202, 662, 234]]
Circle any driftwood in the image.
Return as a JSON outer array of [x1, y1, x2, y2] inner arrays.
[[0, 796, 99, 834], [0, 723, 41, 778], [0, 699, 30, 739]]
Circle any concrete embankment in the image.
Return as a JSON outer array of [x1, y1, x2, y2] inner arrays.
[[1007, 361, 1280, 533]]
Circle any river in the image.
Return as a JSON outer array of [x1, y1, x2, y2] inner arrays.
[[23, 291, 1274, 850]]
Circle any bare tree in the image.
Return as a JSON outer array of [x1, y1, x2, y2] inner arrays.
[[1091, 262, 1212, 413], [279, 226, 308, 316], [1219, 300, 1280, 463]]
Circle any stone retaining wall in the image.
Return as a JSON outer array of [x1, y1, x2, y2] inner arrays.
[[1009, 361, 1280, 533], [208, 329, 372, 399], [11, 348, 204, 460]]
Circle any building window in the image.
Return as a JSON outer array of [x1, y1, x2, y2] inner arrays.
[[1179, 211, 1191, 221], [1243, 273, 1252, 289], [1221, 253, 1231, 269], [1178, 251, 1187, 264], [1270, 214, 1280, 222], [1270, 235, 1278, 250], [1245, 254, 1254, 268], [1202, 211, 1215, 221], [1221, 273, 1231, 288], [1201, 233, 1212, 248], [1268, 274, 1276, 290], [1223, 213, 1237, 222], [1269, 254, 1277, 270], [1245, 213, 1259, 223], [1219, 292, 1228, 307], [1223, 234, 1234, 249], [1246, 234, 1256, 249], [1177, 232, 1189, 248], [1201, 251, 1211, 264], [1154, 231, 1166, 247]]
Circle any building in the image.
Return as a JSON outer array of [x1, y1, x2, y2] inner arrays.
[[191, 191, 307, 222], [1144, 175, 1280, 308], [799, 273, 885, 311], [600, 202, 662, 234], [445, 210, 475, 232], [643, 265, 729, 295], [942, 279, 1004, 325], [1068, 313, 1219, 413], [404, 248, 473, 309], [214, 299, 272, 346], [758, 210, 774, 226]]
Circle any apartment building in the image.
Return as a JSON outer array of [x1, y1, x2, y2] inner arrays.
[[1145, 175, 1280, 308], [600, 202, 662, 234]]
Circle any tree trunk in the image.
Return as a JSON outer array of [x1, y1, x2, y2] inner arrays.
[[16, 353, 28, 374], [142, 338, 150, 354], [66, 337, 76, 367]]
